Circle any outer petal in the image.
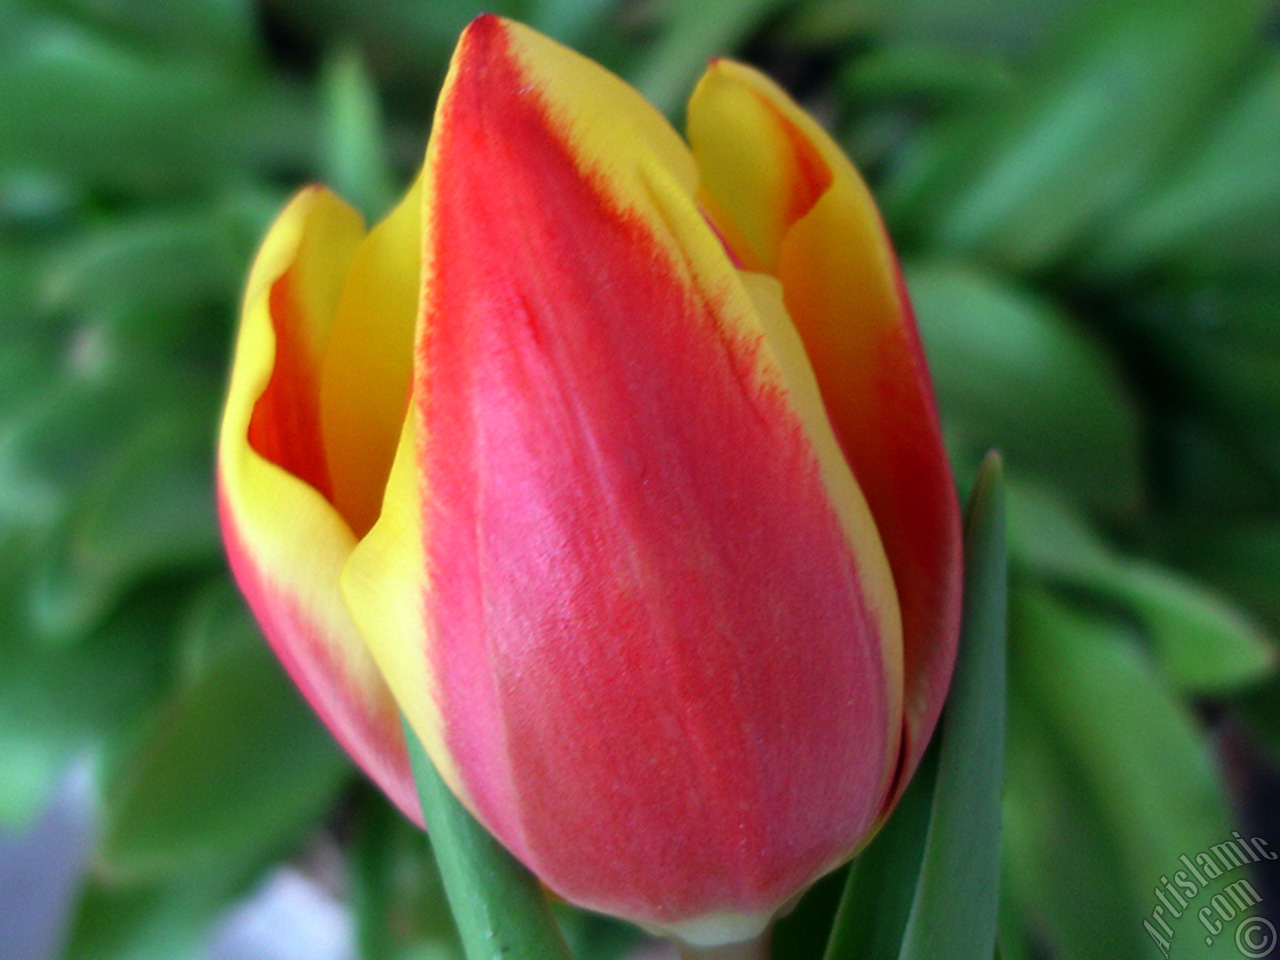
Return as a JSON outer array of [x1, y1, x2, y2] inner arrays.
[[344, 15, 901, 944], [688, 62, 964, 804], [218, 187, 419, 825]]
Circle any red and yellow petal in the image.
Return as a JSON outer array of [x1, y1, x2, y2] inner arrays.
[[688, 61, 963, 807], [344, 16, 901, 943], [218, 186, 419, 825]]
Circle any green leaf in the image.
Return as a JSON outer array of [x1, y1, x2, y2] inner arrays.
[[0, 374, 216, 540], [350, 793, 402, 960], [1136, 277, 1280, 356], [995, 867, 1034, 960], [0, 532, 75, 824], [63, 864, 253, 960], [264, 0, 524, 98], [0, 242, 49, 338], [1008, 482, 1276, 694], [1105, 565, 1277, 694], [819, 746, 936, 960], [0, 21, 315, 196], [97, 586, 351, 880], [48, 0, 259, 63], [0, 165, 81, 227], [1160, 520, 1280, 626], [906, 262, 1143, 513], [0, 571, 175, 827], [1141, 329, 1280, 481], [529, 0, 615, 47], [0, 380, 148, 530], [40, 202, 259, 333], [885, 0, 1268, 271], [839, 45, 1014, 109], [769, 864, 850, 960], [555, 909, 645, 960], [1148, 415, 1280, 516], [897, 451, 1006, 960], [817, 453, 1006, 960], [321, 47, 396, 224], [782, 0, 1082, 54], [1002, 658, 1153, 960], [348, 787, 465, 960], [0, 338, 59, 425], [29, 403, 222, 643], [1237, 672, 1280, 767], [403, 716, 575, 960], [1003, 587, 1240, 960], [631, 0, 790, 117], [1086, 55, 1280, 278]]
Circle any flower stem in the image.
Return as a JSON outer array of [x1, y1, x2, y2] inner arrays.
[[675, 934, 771, 960]]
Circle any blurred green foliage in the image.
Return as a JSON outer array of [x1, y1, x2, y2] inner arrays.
[[0, 0, 1277, 958]]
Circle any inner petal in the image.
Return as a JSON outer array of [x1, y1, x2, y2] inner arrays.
[[688, 62, 833, 274], [318, 176, 424, 538], [248, 177, 423, 542], [247, 190, 365, 504]]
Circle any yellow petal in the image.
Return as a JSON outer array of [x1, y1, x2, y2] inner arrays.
[[688, 63, 832, 273], [218, 186, 418, 822], [319, 174, 423, 539]]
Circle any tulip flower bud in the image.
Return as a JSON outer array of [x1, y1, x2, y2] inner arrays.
[[218, 15, 961, 947]]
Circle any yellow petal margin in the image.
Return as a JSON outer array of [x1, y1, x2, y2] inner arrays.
[[319, 175, 423, 539], [218, 187, 418, 822]]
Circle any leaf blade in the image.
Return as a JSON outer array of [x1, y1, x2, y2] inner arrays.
[[898, 451, 1007, 960]]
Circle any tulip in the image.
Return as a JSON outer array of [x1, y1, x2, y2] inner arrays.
[[218, 15, 961, 948]]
